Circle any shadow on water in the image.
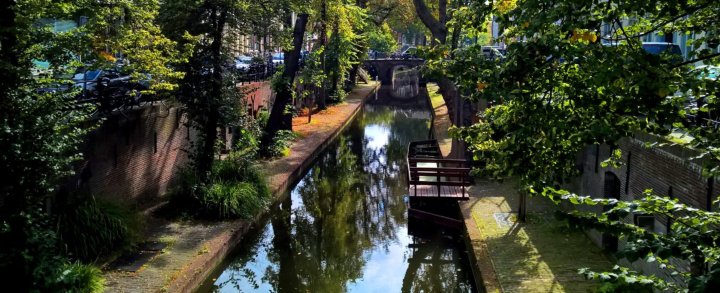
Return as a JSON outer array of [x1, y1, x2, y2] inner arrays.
[[369, 85, 430, 110], [198, 101, 478, 293]]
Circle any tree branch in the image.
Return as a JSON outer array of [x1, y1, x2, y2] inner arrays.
[[672, 52, 720, 68], [412, 0, 447, 42], [601, 2, 711, 41]]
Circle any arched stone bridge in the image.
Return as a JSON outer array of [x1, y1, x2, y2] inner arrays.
[[362, 58, 425, 85]]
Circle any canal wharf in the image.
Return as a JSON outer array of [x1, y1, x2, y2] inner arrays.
[[407, 140, 472, 200], [406, 140, 472, 229]]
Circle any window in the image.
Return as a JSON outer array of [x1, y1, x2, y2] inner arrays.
[[634, 214, 655, 231]]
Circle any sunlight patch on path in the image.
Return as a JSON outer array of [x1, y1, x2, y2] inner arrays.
[[467, 181, 612, 293]]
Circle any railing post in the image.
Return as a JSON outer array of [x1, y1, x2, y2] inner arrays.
[[437, 161, 441, 197]]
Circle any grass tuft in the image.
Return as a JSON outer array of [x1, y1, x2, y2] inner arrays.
[[54, 263, 105, 293], [57, 196, 141, 262], [169, 152, 270, 220]]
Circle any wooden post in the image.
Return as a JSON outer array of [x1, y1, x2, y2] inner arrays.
[[437, 162, 441, 197]]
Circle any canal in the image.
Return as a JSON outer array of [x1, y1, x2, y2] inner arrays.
[[199, 100, 478, 292]]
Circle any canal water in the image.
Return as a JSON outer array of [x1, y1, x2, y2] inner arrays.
[[199, 101, 478, 292]]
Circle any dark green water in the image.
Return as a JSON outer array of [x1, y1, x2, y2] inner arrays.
[[199, 103, 478, 293]]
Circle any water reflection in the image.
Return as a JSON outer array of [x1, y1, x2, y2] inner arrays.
[[203, 104, 476, 293]]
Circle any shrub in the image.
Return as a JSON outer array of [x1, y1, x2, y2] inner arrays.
[[2, 212, 104, 292], [368, 23, 398, 54], [51, 263, 105, 293], [168, 166, 203, 210], [256, 110, 270, 128], [57, 196, 141, 262], [267, 130, 297, 158], [200, 181, 267, 219], [169, 152, 270, 219]]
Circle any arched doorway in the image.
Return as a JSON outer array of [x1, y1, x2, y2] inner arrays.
[[602, 171, 621, 252]]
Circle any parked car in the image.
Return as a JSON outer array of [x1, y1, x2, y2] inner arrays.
[[678, 65, 719, 123], [602, 41, 683, 63], [642, 42, 683, 63], [271, 52, 284, 66], [403, 46, 417, 59], [692, 65, 719, 81], [237, 56, 274, 81], [235, 55, 253, 71], [481, 46, 505, 60], [72, 69, 104, 94], [73, 68, 149, 101], [641, 42, 683, 56]]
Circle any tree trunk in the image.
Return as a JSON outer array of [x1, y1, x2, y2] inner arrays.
[[329, 22, 340, 97], [271, 195, 299, 291], [261, 14, 309, 156], [348, 65, 359, 88], [0, 3, 27, 287], [0, 0, 20, 92], [412, 0, 448, 43], [317, 1, 328, 110], [347, 0, 368, 90], [518, 190, 527, 222], [412, 0, 464, 128], [196, 8, 227, 177]]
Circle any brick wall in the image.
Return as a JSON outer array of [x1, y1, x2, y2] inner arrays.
[[574, 133, 719, 282], [72, 105, 194, 206], [67, 82, 272, 207], [239, 81, 272, 114]]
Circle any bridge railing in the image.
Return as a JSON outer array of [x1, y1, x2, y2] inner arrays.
[[406, 140, 472, 199]]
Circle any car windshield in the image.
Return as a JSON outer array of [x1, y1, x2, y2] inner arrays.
[[73, 70, 102, 81], [642, 44, 682, 56], [272, 54, 283, 60], [707, 69, 719, 79], [482, 48, 503, 58], [696, 66, 719, 80]]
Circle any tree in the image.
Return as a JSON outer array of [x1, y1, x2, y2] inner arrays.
[[160, 0, 288, 177], [261, 10, 310, 157], [161, 0, 234, 179], [323, 1, 366, 100], [262, 0, 367, 155], [441, 0, 720, 291], [368, 0, 416, 28], [368, 23, 398, 54], [0, 0, 182, 290], [412, 0, 470, 128], [366, 0, 428, 47]]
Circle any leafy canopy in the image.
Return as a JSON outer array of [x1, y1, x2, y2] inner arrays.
[[1, 0, 182, 290], [368, 23, 398, 53], [430, 0, 720, 291]]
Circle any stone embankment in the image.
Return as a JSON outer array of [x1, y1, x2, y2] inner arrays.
[[103, 82, 379, 293]]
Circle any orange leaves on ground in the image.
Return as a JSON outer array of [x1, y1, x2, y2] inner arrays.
[[292, 105, 349, 137]]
